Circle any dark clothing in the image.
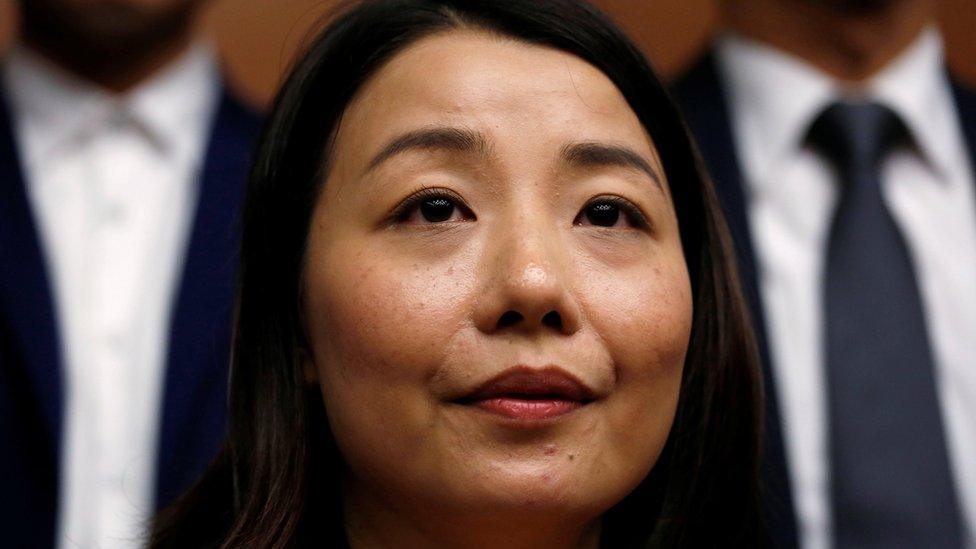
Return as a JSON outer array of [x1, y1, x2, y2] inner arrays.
[[671, 52, 976, 548], [0, 86, 261, 548]]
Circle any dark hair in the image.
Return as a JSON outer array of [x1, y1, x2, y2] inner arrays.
[[151, 0, 762, 547]]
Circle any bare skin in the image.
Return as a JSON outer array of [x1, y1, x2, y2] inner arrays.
[[302, 30, 693, 548], [17, 0, 205, 93], [721, 0, 935, 82]]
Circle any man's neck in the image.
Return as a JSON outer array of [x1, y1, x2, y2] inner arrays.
[[722, 0, 934, 83], [20, 30, 194, 94]]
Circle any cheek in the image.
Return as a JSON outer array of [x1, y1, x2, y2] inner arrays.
[[580, 247, 692, 479], [583, 249, 693, 381], [306, 238, 476, 375], [302, 235, 479, 468]]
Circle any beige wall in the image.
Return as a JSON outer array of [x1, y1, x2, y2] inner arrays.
[[0, 0, 973, 108]]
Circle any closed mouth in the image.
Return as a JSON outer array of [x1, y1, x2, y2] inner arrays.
[[452, 366, 596, 421]]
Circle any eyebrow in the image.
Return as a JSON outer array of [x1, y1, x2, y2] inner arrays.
[[366, 127, 664, 191], [366, 127, 491, 172], [561, 142, 664, 190]]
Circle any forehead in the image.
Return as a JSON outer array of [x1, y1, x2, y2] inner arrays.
[[334, 29, 655, 165]]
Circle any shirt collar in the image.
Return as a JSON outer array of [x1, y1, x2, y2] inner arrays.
[[3, 44, 107, 166], [716, 31, 835, 184], [3, 41, 220, 167], [716, 25, 955, 187], [124, 41, 221, 156], [867, 27, 955, 179]]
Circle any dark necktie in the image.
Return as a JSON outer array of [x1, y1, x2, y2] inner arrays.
[[808, 102, 964, 548]]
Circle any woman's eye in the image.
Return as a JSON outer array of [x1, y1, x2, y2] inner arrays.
[[584, 201, 620, 227], [575, 197, 648, 229], [419, 197, 457, 222], [392, 190, 473, 225]]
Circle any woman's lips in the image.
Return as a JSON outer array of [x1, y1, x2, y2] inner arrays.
[[472, 397, 583, 420], [453, 366, 595, 422]]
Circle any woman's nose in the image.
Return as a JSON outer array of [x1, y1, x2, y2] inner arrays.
[[473, 229, 582, 336]]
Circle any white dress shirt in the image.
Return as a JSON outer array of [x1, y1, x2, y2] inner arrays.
[[2, 43, 220, 548], [716, 28, 976, 549]]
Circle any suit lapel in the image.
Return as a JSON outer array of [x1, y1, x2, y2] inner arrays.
[[950, 78, 976, 204], [154, 89, 261, 508], [672, 52, 799, 548], [0, 82, 62, 549], [0, 86, 63, 453]]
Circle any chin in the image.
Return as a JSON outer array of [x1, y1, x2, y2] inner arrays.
[[805, 0, 902, 14], [442, 450, 641, 520], [36, 0, 199, 53], [455, 480, 608, 522]]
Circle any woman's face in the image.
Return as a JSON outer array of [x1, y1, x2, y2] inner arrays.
[[304, 30, 692, 528]]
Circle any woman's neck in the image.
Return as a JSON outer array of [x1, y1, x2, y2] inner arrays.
[[343, 485, 602, 549]]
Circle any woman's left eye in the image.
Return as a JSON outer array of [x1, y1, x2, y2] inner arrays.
[[418, 197, 456, 222], [574, 197, 648, 229]]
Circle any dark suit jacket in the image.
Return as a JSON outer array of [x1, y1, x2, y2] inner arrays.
[[0, 84, 262, 548], [671, 51, 976, 548]]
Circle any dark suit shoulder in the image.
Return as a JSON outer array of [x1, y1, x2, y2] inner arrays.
[[950, 76, 976, 147], [216, 89, 263, 138], [672, 52, 716, 93]]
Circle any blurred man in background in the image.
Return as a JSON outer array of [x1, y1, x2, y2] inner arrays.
[[0, 1, 261, 547], [674, 0, 976, 547]]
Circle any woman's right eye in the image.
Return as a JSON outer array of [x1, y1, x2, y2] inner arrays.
[[392, 189, 474, 225], [418, 197, 457, 222]]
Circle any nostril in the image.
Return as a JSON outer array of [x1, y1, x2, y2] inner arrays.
[[542, 310, 563, 331], [497, 310, 523, 329]]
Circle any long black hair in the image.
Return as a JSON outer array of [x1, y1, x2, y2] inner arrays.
[[151, 1, 763, 546]]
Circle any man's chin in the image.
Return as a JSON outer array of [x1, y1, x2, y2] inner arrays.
[[803, 0, 904, 15]]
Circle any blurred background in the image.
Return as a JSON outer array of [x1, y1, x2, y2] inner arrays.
[[2, 1, 975, 548], [1, 0, 972, 107]]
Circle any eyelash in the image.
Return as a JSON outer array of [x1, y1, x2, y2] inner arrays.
[[389, 187, 474, 224], [389, 188, 650, 230], [575, 195, 651, 230]]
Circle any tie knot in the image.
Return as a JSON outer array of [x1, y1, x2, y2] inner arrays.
[[807, 101, 906, 170]]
